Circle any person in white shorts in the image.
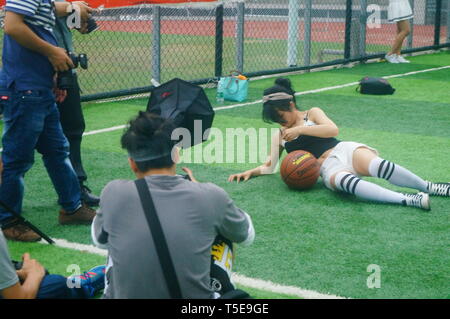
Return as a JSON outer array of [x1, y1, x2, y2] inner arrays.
[[228, 78, 450, 211], [385, 0, 414, 64]]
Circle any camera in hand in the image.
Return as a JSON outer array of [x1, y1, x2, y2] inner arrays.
[[12, 260, 50, 276], [76, 16, 99, 34], [85, 16, 99, 33], [57, 52, 88, 90]]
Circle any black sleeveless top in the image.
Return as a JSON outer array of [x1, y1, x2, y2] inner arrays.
[[284, 112, 340, 158]]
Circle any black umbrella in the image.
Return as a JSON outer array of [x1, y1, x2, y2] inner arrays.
[[147, 78, 215, 148]]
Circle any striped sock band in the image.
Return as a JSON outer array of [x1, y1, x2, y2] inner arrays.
[[375, 159, 396, 180], [336, 173, 361, 195], [368, 157, 428, 192], [334, 171, 405, 205]]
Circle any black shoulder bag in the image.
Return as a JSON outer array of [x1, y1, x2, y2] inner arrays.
[[357, 77, 396, 95], [134, 178, 182, 299]]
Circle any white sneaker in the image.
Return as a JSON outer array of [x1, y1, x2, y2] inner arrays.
[[427, 182, 450, 197], [403, 192, 430, 211], [396, 55, 410, 63], [385, 54, 399, 64]]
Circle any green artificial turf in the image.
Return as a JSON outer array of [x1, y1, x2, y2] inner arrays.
[[2, 51, 449, 299], [6, 241, 299, 299]]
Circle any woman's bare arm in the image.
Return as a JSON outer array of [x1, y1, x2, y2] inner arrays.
[[282, 107, 339, 141], [228, 131, 284, 182]]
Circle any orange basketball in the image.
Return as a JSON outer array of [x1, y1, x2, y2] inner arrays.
[[280, 150, 320, 190]]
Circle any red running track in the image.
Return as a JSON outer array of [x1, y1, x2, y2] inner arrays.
[[97, 19, 445, 47]]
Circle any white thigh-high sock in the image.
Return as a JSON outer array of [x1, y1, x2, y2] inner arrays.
[[334, 171, 406, 204], [368, 157, 428, 192]]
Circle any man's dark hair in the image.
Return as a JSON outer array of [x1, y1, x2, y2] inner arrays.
[[121, 111, 176, 172], [262, 77, 299, 124]]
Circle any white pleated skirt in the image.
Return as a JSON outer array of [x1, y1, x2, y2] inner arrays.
[[388, 0, 414, 23]]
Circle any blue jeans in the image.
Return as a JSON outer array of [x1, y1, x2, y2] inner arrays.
[[0, 88, 81, 222], [36, 274, 86, 299]]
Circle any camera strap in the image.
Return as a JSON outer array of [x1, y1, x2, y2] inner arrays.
[[53, 9, 71, 53], [134, 178, 183, 299]]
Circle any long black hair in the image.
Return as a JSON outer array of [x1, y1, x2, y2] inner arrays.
[[262, 77, 299, 124]]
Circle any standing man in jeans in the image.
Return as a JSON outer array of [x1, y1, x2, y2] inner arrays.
[[0, 0, 96, 242], [53, 0, 100, 207]]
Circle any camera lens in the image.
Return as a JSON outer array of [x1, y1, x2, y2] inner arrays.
[[86, 17, 99, 33], [78, 54, 88, 69]]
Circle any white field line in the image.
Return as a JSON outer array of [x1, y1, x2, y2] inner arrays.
[[214, 65, 450, 112], [0, 64, 448, 153], [82, 124, 127, 137], [231, 273, 346, 299], [82, 64, 450, 134], [40, 237, 346, 299]]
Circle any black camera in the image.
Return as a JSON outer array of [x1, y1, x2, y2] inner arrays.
[[75, 16, 99, 34], [85, 16, 99, 33], [57, 52, 88, 90]]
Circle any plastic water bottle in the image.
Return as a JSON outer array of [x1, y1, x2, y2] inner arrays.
[[216, 84, 224, 105]]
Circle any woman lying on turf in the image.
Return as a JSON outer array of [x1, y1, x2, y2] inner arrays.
[[228, 78, 449, 210]]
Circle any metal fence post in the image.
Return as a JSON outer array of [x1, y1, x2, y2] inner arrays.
[[236, 1, 245, 73], [351, 15, 361, 59], [152, 6, 161, 84], [407, 0, 415, 51], [447, 0, 450, 43], [215, 4, 224, 78], [303, 0, 312, 67], [287, 0, 300, 67], [344, 0, 353, 61], [434, 0, 442, 47], [359, 0, 367, 59]]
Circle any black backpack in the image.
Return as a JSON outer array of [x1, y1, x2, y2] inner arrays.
[[357, 77, 395, 95]]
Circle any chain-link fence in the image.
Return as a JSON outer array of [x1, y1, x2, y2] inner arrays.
[[0, 0, 448, 101]]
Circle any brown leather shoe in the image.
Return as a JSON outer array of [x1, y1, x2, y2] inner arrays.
[[2, 224, 42, 242], [59, 204, 96, 225]]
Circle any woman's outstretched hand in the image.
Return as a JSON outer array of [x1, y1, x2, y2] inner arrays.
[[228, 171, 252, 183]]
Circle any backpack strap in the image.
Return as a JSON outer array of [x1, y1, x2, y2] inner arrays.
[[135, 178, 182, 299]]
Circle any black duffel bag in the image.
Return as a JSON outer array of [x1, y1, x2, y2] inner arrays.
[[357, 77, 395, 95]]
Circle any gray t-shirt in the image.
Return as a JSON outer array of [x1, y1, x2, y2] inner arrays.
[[0, 230, 19, 292], [92, 175, 252, 299]]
